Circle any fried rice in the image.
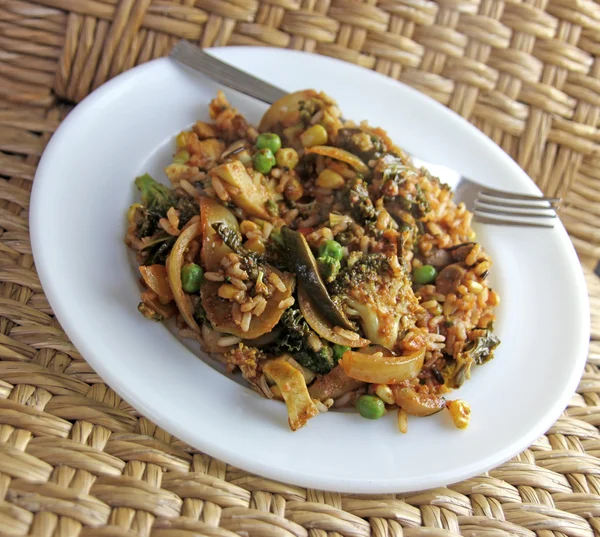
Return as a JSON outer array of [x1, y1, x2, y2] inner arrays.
[[125, 89, 500, 432]]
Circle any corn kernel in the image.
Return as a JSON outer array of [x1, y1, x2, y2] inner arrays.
[[240, 220, 259, 234], [244, 238, 266, 254], [300, 124, 328, 148], [218, 284, 240, 300], [446, 399, 471, 429], [374, 384, 395, 405], [467, 280, 484, 293], [275, 148, 299, 170], [316, 169, 345, 189]]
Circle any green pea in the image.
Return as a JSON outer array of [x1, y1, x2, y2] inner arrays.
[[253, 148, 276, 175], [318, 240, 343, 261], [333, 344, 350, 361], [181, 263, 204, 293], [356, 395, 386, 420], [412, 264, 437, 284], [256, 132, 282, 154]]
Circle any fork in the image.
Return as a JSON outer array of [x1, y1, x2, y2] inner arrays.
[[170, 40, 560, 228]]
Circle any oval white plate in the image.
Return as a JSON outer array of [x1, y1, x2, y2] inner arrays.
[[31, 48, 589, 493]]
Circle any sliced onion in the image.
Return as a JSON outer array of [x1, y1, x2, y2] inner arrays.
[[200, 196, 239, 272], [259, 90, 318, 133], [298, 284, 369, 348], [167, 221, 201, 332], [339, 347, 425, 384], [305, 145, 369, 175], [392, 386, 445, 416], [139, 265, 173, 301]]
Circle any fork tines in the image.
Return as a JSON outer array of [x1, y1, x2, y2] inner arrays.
[[473, 189, 560, 228]]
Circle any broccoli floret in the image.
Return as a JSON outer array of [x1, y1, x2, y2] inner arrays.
[[329, 253, 390, 295], [329, 253, 420, 350], [294, 347, 335, 375], [268, 307, 335, 374], [279, 308, 311, 347], [316, 241, 343, 283], [317, 256, 341, 283], [136, 173, 172, 209]]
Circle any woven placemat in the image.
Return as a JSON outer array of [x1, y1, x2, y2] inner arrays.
[[2, 0, 600, 268], [2, 0, 600, 534], [0, 91, 598, 537]]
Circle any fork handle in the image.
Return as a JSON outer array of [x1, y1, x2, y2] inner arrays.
[[171, 41, 288, 105]]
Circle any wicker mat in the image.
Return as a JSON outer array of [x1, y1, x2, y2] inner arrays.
[[0, 96, 597, 537], [2, 0, 600, 531]]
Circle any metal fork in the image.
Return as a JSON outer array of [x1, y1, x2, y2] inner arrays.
[[170, 40, 560, 228]]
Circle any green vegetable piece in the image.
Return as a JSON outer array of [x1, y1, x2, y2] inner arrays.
[[135, 173, 172, 208], [356, 395, 386, 420], [266, 199, 279, 217], [268, 307, 335, 374], [295, 346, 335, 375], [413, 264, 437, 284], [319, 240, 343, 261], [253, 148, 276, 174], [281, 226, 354, 330], [270, 228, 284, 247], [173, 150, 190, 164], [181, 263, 204, 293], [333, 344, 350, 361], [317, 257, 341, 283], [256, 133, 282, 154]]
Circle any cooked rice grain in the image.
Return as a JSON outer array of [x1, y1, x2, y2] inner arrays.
[[269, 272, 287, 293], [278, 297, 295, 309], [205, 271, 225, 282]]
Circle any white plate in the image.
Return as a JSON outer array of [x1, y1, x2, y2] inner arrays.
[[30, 48, 589, 493]]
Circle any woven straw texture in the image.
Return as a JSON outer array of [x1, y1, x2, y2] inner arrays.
[[2, 0, 600, 266], [1, 1, 600, 536]]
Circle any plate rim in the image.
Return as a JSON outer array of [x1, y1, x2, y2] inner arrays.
[[30, 49, 590, 493]]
